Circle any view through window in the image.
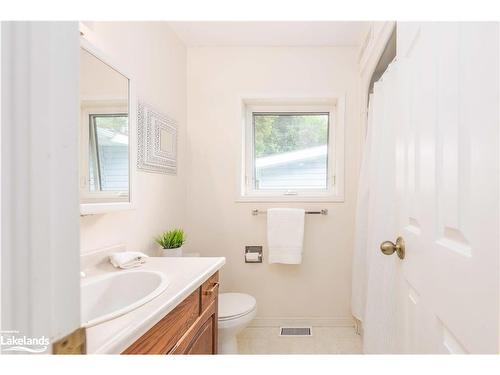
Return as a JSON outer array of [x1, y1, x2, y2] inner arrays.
[[253, 112, 329, 191]]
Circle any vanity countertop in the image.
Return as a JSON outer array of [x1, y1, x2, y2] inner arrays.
[[85, 256, 225, 354]]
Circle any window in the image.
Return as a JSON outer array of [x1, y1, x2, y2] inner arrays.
[[88, 114, 129, 192], [253, 112, 329, 190], [241, 100, 344, 201]]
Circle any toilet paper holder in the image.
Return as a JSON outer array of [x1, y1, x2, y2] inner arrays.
[[245, 246, 263, 263]]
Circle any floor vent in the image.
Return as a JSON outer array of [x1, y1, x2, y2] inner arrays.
[[279, 327, 312, 337]]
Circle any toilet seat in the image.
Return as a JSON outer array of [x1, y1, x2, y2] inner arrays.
[[218, 293, 256, 321]]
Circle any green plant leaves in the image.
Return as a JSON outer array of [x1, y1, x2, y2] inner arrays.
[[155, 228, 185, 249]]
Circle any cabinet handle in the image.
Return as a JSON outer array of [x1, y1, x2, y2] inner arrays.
[[204, 282, 219, 296]]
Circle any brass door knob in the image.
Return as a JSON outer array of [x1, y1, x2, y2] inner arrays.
[[380, 236, 405, 259]]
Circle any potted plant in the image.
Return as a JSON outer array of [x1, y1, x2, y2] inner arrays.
[[155, 228, 186, 257]]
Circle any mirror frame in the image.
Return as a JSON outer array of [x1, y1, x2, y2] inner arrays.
[[79, 30, 137, 215]]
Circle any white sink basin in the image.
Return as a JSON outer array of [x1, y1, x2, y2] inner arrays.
[[81, 270, 169, 328]]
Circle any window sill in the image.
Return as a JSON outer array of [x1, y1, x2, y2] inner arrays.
[[236, 195, 345, 203], [80, 202, 134, 216]]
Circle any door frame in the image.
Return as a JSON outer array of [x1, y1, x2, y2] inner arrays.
[[1, 21, 81, 353]]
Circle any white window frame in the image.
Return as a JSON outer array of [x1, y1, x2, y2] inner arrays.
[[80, 100, 129, 203], [239, 97, 345, 202]]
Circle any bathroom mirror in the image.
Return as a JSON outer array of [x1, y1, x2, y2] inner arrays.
[[79, 39, 136, 214]]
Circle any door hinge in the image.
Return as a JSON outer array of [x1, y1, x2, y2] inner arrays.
[[52, 327, 86, 354]]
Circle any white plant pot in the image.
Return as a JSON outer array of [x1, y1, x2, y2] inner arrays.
[[161, 246, 183, 257]]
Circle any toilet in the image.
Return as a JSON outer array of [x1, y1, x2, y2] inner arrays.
[[218, 292, 257, 354]]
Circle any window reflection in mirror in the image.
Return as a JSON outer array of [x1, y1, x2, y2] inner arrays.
[[80, 48, 130, 204], [88, 114, 128, 192]]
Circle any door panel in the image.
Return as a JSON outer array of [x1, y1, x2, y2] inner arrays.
[[396, 22, 499, 354], [396, 22, 433, 354], [431, 22, 499, 354]]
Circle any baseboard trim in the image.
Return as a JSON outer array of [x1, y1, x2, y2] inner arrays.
[[249, 317, 355, 328]]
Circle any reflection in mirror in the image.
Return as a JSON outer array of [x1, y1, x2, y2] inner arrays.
[[80, 48, 130, 204], [88, 114, 128, 192]]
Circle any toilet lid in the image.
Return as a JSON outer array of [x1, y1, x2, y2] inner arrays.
[[218, 293, 256, 320]]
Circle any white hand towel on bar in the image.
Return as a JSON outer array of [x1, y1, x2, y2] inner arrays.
[[109, 251, 149, 269], [267, 208, 305, 264]]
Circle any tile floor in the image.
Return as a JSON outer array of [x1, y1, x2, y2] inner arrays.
[[236, 326, 363, 354]]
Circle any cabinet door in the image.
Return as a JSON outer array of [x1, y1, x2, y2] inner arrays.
[[186, 314, 215, 354], [123, 290, 200, 354], [171, 299, 218, 355]]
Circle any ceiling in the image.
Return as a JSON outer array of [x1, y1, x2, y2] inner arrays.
[[168, 21, 370, 47]]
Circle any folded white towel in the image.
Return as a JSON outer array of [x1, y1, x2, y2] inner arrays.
[[267, 208, 305, 264], [109, 251, 149, 269]]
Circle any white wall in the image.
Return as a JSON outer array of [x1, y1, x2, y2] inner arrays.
[[185, 47, 361, 319], [80, 22, 187, 255]]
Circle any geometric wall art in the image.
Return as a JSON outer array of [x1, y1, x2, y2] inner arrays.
[[137, 101, 177, 175]]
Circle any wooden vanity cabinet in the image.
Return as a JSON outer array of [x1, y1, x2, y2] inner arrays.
[[123, 271, 219, 355]]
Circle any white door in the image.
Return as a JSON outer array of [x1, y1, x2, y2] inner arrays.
[[392, 22, 499, 354]]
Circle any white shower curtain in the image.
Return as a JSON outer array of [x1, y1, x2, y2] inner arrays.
[[350, 93, 374, 323], [352, 62, 402, 354]]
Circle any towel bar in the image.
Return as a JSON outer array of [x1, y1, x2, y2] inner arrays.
[[251, 209, 328, 216]]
